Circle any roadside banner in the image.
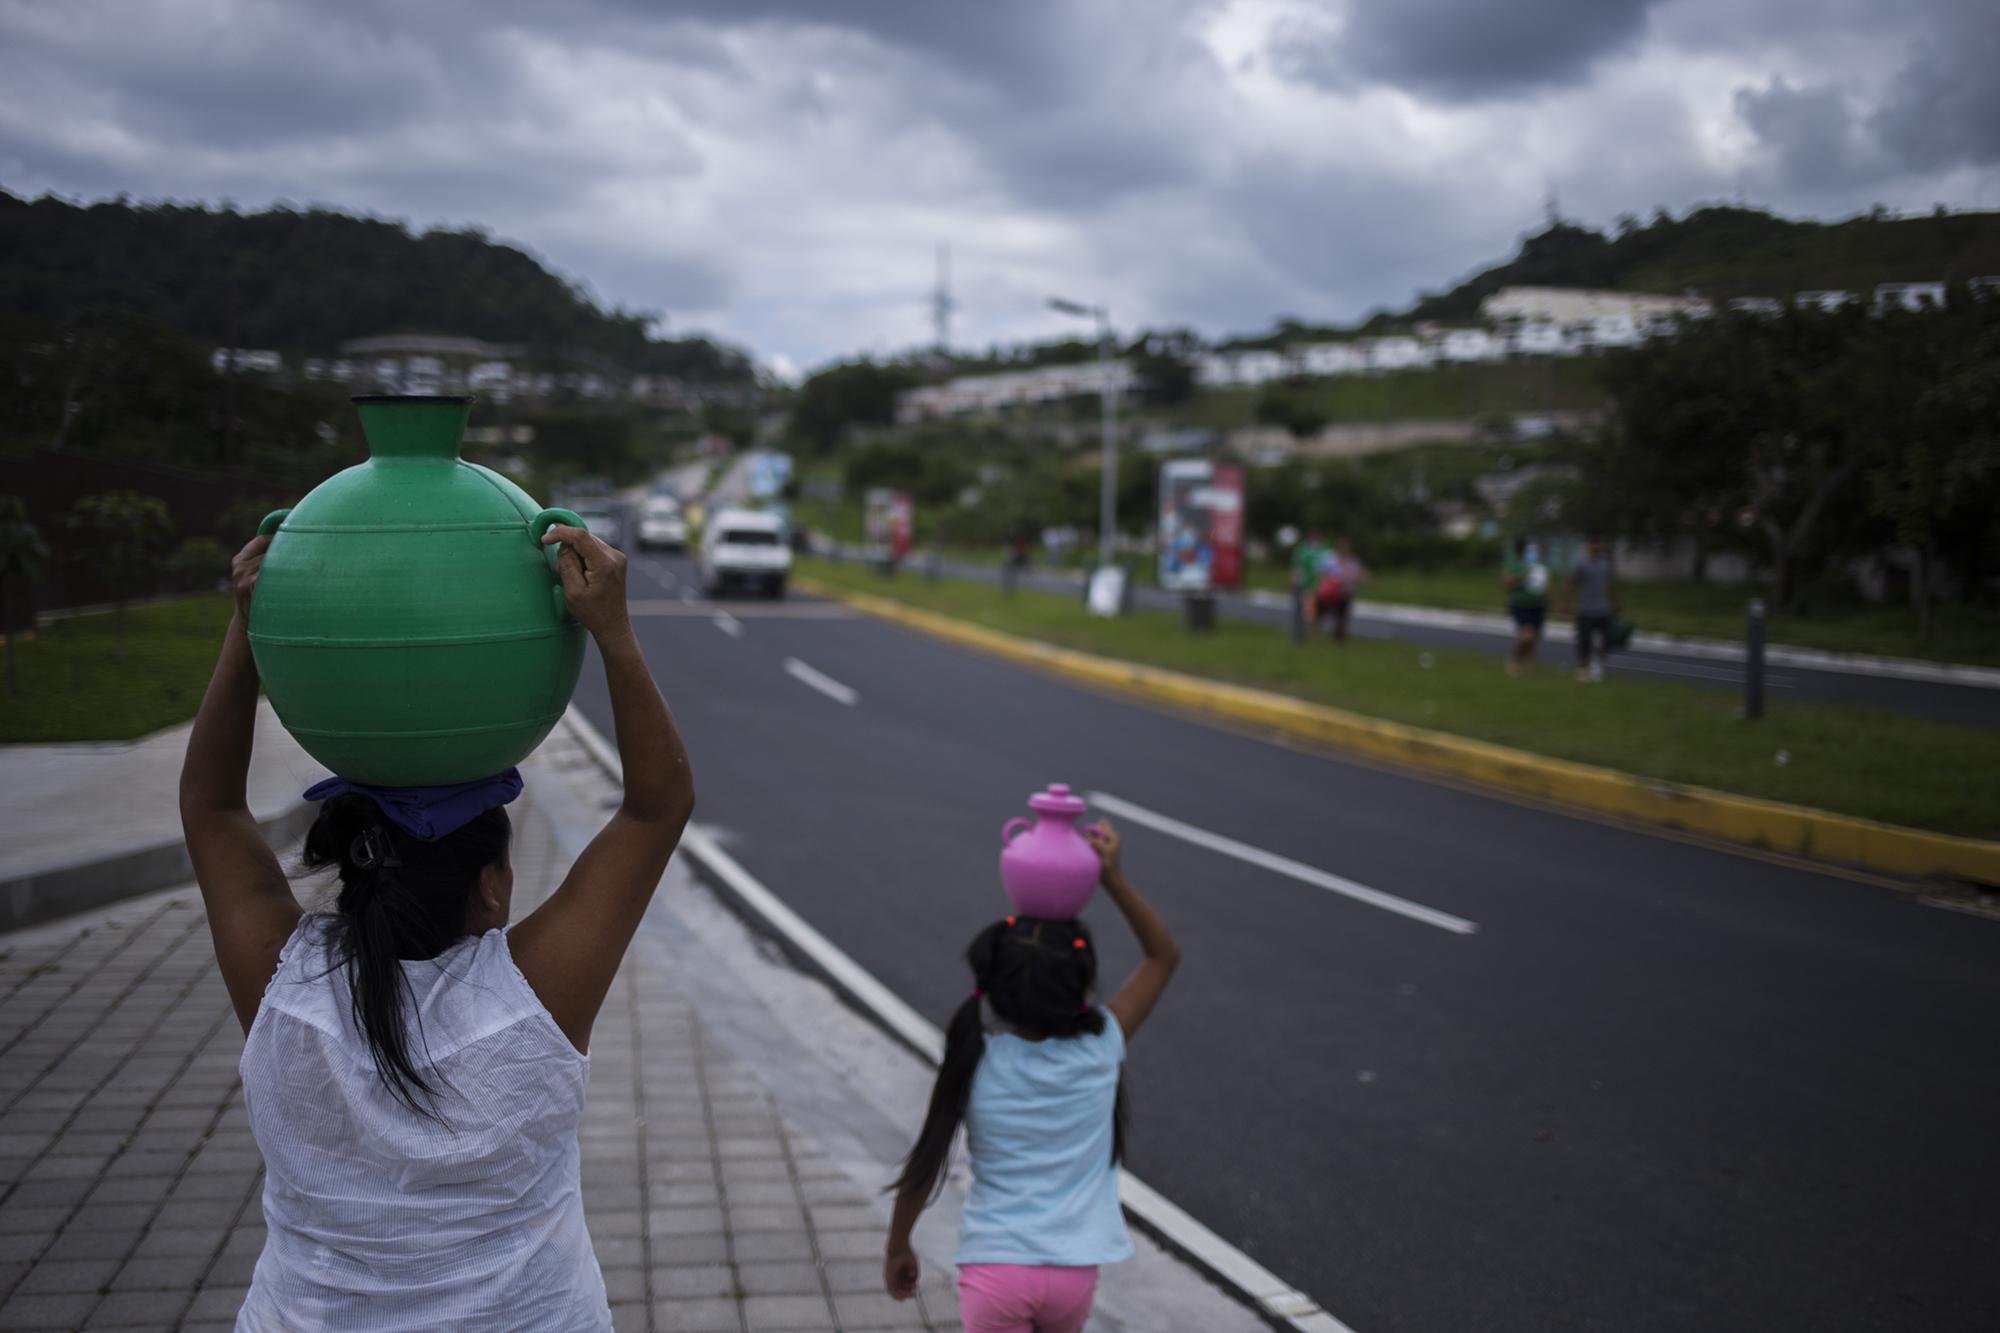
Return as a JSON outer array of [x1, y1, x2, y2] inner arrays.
[[1157, 458, 1244, 591], [865, 488, 915, 560]]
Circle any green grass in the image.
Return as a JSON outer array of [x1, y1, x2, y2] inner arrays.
[[1240, 565, 2000, 667], [0, 595, 234, 744], [800, 558, 2000, 839]]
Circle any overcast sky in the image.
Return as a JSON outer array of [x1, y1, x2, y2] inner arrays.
[[3, 0, 1995, 377]]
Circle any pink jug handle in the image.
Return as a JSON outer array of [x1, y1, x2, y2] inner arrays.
[[1002, 817, 1032, 845]]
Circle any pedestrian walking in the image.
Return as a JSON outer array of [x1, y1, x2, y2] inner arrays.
[[1568, 536, 1616, 682], [1315, 537, 1370, 642], [1503, 536, 1549, 674], [883, 820, 1179, 1333], [180, 525, 694, 1331], [1292, 530, 1326, 624]]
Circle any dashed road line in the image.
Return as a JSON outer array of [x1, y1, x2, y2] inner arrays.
[[1088, 791, 1479, 936], [782, 657, 859, 706]]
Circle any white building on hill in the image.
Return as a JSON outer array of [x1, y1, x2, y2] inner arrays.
[[1480, 286, 1710, 326]]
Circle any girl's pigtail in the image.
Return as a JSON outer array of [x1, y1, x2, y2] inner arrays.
[[890, 991, 987, 1202]]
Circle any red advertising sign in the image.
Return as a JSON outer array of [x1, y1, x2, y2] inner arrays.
[[1158, 459, 1244, 591], [865, 488, 914, 560]]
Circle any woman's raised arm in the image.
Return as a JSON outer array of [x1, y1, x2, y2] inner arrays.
[[509, 525, 694, 1052], [180, 535, 303, 1034]]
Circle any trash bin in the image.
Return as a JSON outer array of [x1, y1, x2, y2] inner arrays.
[[1183, 593, 1217, 633]]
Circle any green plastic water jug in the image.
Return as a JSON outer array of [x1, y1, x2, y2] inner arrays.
[[247, 395, 585, 785]]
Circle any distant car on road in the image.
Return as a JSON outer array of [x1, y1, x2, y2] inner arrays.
[[699, 507, 791, 598], [636, 495, 688, 551], [570, 503, 624, 549]]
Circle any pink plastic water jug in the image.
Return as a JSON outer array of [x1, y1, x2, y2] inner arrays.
[[999, 784, 1101, 919]]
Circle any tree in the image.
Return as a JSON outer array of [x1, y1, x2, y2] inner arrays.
[[1867, 288, 2000, 635], [1253, 382, 1330, 439], [62, 492, 176, 661], [788, 361, 918, 453], [167, 537, 231, 632], [1595, 306, 1896, 607], [1129, 330, 1199, 406], [0, 496, 50, 697]]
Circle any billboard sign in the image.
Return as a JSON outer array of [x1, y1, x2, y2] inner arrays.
[[1157, 459, 1244, 591], [864, 488, 915, 560]]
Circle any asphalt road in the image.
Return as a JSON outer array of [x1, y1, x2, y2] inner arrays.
[[886, 555, 2000, 729], [578, 551, 2000, 1333]]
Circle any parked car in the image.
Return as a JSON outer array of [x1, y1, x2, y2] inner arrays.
[[636, 495, 688, 551], [699, 507, 791, 598]]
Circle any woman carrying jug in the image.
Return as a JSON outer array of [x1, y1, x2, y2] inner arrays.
[[180, 524, 691, 1331]]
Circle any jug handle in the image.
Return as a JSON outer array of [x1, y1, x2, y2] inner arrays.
[[1002, 817, 1032, 845], [257, 508, 291, 537], [531, 507, 586, 551], [532, 509, 586, 621]]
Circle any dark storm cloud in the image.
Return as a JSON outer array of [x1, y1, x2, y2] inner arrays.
[[1, 0, 1994, 366], [1733, 79, 1873, 190], [1270, 0, 1664, 102], [1868, 0, 2000, 171], [1730, 0, 1999, 190]]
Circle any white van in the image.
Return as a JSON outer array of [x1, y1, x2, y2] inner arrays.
[[636, 494, 688, 551], [699, 508, 791, 598]]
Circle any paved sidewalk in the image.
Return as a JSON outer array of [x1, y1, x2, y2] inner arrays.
[[0, 784, 962, 1331], [0, 703, 322, 892]]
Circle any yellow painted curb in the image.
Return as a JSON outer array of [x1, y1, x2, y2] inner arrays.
[[797, 576, 2000, 887]]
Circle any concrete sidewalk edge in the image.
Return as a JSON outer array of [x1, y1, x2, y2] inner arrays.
[[558, 708, 1354, 1333], [0, 802, 315, 933], [798, 576, 2000, 889]]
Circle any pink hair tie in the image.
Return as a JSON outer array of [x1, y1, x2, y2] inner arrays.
[[970, 989, 983, 999]]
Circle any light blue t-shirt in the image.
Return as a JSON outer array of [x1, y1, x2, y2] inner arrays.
[[955, 1008, 1133, 1267]]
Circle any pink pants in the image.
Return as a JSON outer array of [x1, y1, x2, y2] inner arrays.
[[957, 1263, 1100, 1333]]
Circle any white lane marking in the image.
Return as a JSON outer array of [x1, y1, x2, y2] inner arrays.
[[559, 704, 1353, 1333], [1087, 791, 1479, 936], [712, 611, 743, 638], [1620, 660, 1795, 688], [654, 566, 678, 587], [679, 587, 698, 606], [627, 600, 856, 619], [783, 657, 858, 706]]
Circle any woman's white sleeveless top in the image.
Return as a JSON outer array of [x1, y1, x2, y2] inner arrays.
[[236, 916, 609, 1331]]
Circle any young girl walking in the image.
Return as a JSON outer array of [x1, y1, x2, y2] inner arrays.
[[884, 820, 1180, 1332]]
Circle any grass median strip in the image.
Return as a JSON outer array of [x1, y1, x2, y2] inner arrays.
[[0, 595, 234, 744], [799, 558, 2000, 841]]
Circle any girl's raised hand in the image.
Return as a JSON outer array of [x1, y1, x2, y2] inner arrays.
[[884, 1243, 920, 1301], [1084, 818, 1122, 885]]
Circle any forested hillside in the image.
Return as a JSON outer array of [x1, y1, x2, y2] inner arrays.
[[0, 188, 754, 380], [1406, 206, 2000, 323]]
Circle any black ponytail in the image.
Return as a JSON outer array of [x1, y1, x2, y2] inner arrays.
[[890, 916, 1129, 1202], [890, 988, 988, 1203], [299, 793, 511, 1120]]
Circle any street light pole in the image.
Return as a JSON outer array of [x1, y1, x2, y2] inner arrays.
[[1095, 306, 1117, 571], [1048, 297, 1118, 570]]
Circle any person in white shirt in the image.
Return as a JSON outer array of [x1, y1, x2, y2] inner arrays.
[[180, 524, 692, 1332]]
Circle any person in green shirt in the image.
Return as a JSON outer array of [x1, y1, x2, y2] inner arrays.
[[1501, 536, 1549, 674], [1292, 531, 1325, 622]]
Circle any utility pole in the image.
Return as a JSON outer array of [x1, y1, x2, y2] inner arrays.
[[1048, 297, 1117, 570], [931, 244, 955, 356]]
